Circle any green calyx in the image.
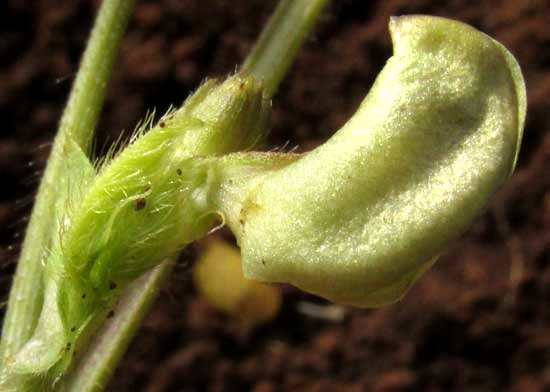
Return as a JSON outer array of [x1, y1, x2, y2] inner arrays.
[[212, 16, 526, 307], [8, 73, 269, 382], [64, 74, 269, 290]]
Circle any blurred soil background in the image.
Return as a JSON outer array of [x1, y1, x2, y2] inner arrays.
[[1, 0, 550, 391]]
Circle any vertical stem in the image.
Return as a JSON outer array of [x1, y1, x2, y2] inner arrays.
[[59, 0, 136, 151], [0, 0, 134, 371], [242, 0, 329, 98]]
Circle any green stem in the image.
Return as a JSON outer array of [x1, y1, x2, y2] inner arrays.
[[0, 0, 134, 380], [242, 0, 329, 98], [59, 0, 136, 150], [59, 0, 329, 390], [64, 261, 173, 392]]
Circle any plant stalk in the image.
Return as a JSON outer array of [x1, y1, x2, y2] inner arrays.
[[242, 0, 330, 99], [0, 0, 134, 384]]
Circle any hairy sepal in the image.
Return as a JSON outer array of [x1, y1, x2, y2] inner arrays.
[[64, 75, 268, 289], [8, 74, 269, 382], [214, 16, 526, 307]]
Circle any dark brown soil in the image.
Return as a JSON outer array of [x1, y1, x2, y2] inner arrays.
[[1, 1, 550, 391]]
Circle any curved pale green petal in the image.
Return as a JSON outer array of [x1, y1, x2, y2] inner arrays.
[[214, 16, 526, 307]]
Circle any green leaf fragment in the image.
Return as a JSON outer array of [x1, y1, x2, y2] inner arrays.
[[4, 142, 95, 388], [213, 16, 526, 307]]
